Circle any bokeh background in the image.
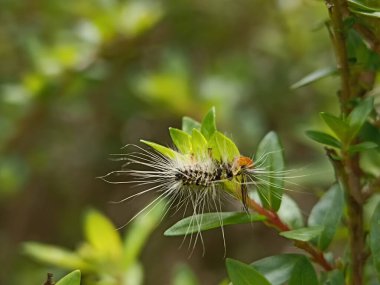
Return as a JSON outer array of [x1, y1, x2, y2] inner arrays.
[[0, 0, 349, 284]]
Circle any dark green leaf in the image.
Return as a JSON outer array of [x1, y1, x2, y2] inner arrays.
[[348, 141, 378, 154], [370, 201, 380, 281], [201, 106, 217, 140], [169, 127, 192, 154], [140, 139, 178, 159], [348, 0, 380, 12], [349, 9, 380, 18], [251, 254, 305, 285], [320, 112, 348, 142], [306, 131, 342, 149], [325, 270, 345, 285], [290, 67, 337, 89], [280, 226, 324, 242], [164, 212, 265, 236], [226, 258, 271, 285], [308, 184, 344, 250], [277, 194, 304, 229], [347, 97, 374, 141], [182, 116, 201, 134], [255, 131, 284, 211], [288, 257, 318, 285], [56, 270, 81, 285]]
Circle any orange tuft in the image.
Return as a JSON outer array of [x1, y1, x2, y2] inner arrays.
[[237, 156, 254, 168]]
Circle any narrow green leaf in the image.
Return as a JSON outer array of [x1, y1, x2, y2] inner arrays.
[[349, 9, 380, 18], [56, 270, 81, 285], [182, 116, 201, 134], [84, 209, 123, 259], [308, 184, 344, 250], [226, 258, 271, 285], [348, 0, 380, 12], [169, 127, 192, 154], [255, 131, 284, 211], [348, 141, 378, 154], [23, 242, 90, 270], [320, 112, 349, 142], [347, 97, 374, 141], [280, 226, 324, 242], [208, 131, 240, 162], [288, 257, 318, 285], [164, 212, 265, 236], [277, 194, 304, 229], [306, 130, 342, 149], [291, 67, 337, 89], [140, 139, 178, 159], [172, 264, 199, 285], [201, 106, 217, 140], [251, 254, 305, 285], [370, 201, 380, 281], [191, 129, 208, 159]]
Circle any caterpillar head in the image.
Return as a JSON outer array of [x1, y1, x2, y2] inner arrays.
[[232, 156, 254, 175]]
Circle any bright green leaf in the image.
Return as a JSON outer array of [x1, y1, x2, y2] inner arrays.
[[201, 106, 217, 140], [23, 243, 90, 270], [347, 97, 374, 141], [277, 194, 304, 229], [288, 257, 318, 285], [308, 184, 344, 250], [306, 130, 342, 149], [56, 270, 81, 285], [182, 116, 201, 134], [226, 258, 271, 285], [290, 67, 337, 89], [169, 127, 192, 154], [208, 131, 240, 162], [84, 209, 123, 259], [191, 129, 208, 159], [348, 141, 378, 154], [251, 254, 305, 285], [140, 139, 178, 159], [370, 201, 380, 281], [164, 212, 265, 236], [320, 112, 349, 142], [280, 226, 324, 242], [255, 131, 284, 211]]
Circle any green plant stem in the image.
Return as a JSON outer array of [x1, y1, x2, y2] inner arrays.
[[244, 196, 334, 271]]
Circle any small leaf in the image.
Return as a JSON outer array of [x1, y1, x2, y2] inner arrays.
[[347, 97, 374, 141], [226, 258, 271, 285], [320, 112, 349, 142], [251, 254, 305, 285], [348, 141, 378, 154], [169, 127, 192, 154], [288, 257, 318, 285], [140, 139, 178, 159], [349, 9, 380, 18], [191, 129, 208, 159], [182, 116, 201, 134], [370, 201, 380, 281], [280, 226, 324, 242], [255, 131, 284, 211], [308, 184, 344, 250], [201, 106, 217, 140], [84, 209, 123, 259], [277, 194, 304, 229], [208, 132, 240, 162], [164, 212, 265, 236], [291, 67, 337, 89], [56, 270, 81, 285], [348, 0, 380, 12], [306, 130, 342, 149]]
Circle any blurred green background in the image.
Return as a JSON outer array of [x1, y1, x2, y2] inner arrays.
[[0, 0, 347, 284]]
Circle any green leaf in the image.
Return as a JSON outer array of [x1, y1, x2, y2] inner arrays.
[[201, 106, 217, 140], [56, 270, 81, 285], [308, 184, 344, 250], [208, 131, 240, 162], [251, 254, 305, 285], [226, 258, 271, 285], [140, 139, 178, 159], [288, 257, 318, 285], [182, 116, 201, 134], [306, 130, 342, 149], [23, 242, 90, 270], [191, 129, 208, 159], [172, 264, 199, 285], [348, 141, 378, 154], [364, 194, 380, 230], [124, 199, 166, 269], [349, 9, 380, 18], [325, 270, 345, 285], [348, 0, 380, 12], [164, 212, 265, 236], [290, 67, 337, 89], [277, 194, 304, 229], [320, 112, 349, 142], [255, 131, 284, 211], [370, 201, 380, 281], [347, 97, 374, 141], [280, 226, 324, 242], [84, 209, 123, 259], [169, 127, 192, 154]]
